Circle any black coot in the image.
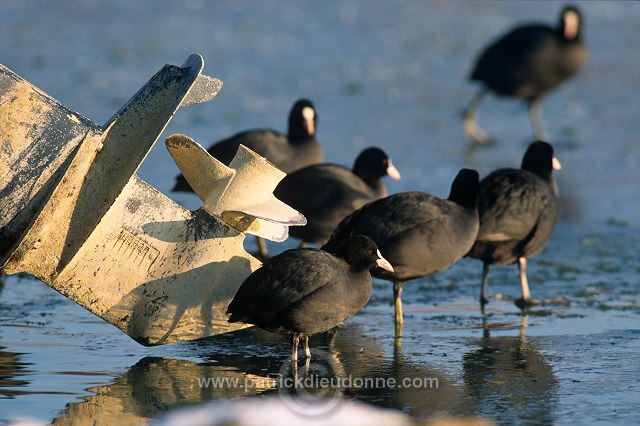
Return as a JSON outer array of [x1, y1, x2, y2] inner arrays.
[[173, 99, 323, 258], [467, 141, 561, 309], [226, 235, 393, 361], [322, 169, 480, 331], [274, 147, 401, 246], [463, 5, 586, 143]]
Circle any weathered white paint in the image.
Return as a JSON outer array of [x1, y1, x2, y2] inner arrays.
[[0, 54, 304, 345]]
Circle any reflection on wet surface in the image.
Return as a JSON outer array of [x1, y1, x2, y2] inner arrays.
[[0, 345, 30, 398], [462, 317, 557, 425], [1, 238, 639, 425], [30, 318, 561, 425], [0, 220, 638, 425], [51, 356, 273, 425]]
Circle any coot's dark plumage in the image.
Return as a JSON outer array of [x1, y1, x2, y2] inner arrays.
[[274, 147, 401, 245], [322, 169, 480, 330], [227, 235, 393, 361], [467, 141, 561, 309], [463, 5, 586, 143], [173, 99, 322, 258]]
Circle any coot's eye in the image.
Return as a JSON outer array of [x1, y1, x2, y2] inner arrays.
[[367, 250, 373, 255]]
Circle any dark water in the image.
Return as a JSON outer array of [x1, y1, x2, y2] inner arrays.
[[1, 1, 639, 425]]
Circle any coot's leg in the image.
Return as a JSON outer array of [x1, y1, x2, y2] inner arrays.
[[515, 257, 534, 309], [291, 334, 300, 362], [393, 282, 404, 324], [256, 237, 269, 260], [480, 262, 491, 311], [480, 262, 491, 305], [463, 88, 492, 144], [529, 99, 548, 141], [298, 241, 308, 249], [301, 335, 311, 359], [393, 282, 404, 337]]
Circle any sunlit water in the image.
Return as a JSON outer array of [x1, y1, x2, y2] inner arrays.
[[1, 1, 639, 425]]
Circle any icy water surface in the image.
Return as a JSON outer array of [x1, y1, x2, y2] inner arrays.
[[1, 1, 639, 425]]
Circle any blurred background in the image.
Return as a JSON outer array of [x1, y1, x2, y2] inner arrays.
[[2, 0, 638, 226]]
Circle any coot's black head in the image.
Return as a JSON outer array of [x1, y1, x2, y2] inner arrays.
[[521, 141, 561, 182], [289, 99, 317, 139], [336, 235, 394, 272], [352, 147, 402, 181], [559, 5, 582, 40], [448, 168, 480, 209]]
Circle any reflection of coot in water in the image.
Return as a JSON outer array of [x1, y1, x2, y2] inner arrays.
[[463, 5, 586, 143], [227, 235, 393, 361], [0, 345, 30, 398], [325, 324, 474, 420], [51, 356, 277, 425], [462, 319, 557, 425]]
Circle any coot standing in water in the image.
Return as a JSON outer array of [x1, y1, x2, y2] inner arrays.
[[226, 235, 393, 362], [467, 141, 563, 310], [173, 99, 323, 258], [274, 147, 401, 247], [463, 5, 586, 143], [322, 169, 480, 334]]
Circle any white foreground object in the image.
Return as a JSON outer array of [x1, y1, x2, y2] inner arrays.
[[0, 54, 304, 345]]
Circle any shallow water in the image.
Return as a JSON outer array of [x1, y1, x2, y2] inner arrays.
[[1, 1, 639, 425]]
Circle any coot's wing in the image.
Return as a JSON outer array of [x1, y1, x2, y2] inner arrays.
[[226, 249, 341, 322], [323, 192, 444, 253], [518, 187, 558, 257], [477, 169, 556, 243], [276, 165, 375, 218], [366, 197, 475, 280]]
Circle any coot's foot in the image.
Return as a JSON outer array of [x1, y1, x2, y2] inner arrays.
[[546, 296, 571, 306], [479, 293, 503, 309], [479, 295, 490, 315], [515, 297, 535, 310], [515, 296, 570, 310]]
